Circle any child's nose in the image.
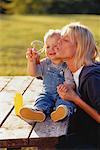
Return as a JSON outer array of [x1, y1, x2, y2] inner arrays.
[[48, 48, 52, 52], [54, 45, 60, 51]]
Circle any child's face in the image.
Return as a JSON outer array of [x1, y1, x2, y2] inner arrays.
[[45, 34, 61, 61]]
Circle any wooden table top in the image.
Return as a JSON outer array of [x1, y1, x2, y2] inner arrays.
[[0, 76, 69, 148]]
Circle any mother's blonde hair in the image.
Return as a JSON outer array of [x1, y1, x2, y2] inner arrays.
[[61, 22, 99, 67]]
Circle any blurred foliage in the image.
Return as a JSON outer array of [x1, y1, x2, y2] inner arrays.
[[0, 0, 100, 15]]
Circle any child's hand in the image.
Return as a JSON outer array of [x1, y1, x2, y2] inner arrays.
[[57, 84, 78, 102], [64, 82, 75, 90], [26, 48, 40, 64], [57, 84, 69, 99]]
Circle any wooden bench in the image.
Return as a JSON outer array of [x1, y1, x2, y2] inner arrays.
[[0, 76, 69, 150]]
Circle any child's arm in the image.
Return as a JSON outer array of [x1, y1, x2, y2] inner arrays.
[[26, 48, 40, 77], [57, 84, 100, 123], [64, 68, 75, 89], [64, 82, 75, 90]]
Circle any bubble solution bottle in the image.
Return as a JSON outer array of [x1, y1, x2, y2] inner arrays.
[[14, 92, 23, 116]]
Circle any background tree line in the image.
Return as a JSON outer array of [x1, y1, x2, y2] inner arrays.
[[0, 0, 100, 15]]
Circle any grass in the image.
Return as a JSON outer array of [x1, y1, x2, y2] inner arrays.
[[0, 14, 100, 75]]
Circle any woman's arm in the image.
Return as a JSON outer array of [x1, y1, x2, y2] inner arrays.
[[57, 84, 100, 123], [75, 95, 100, 123]]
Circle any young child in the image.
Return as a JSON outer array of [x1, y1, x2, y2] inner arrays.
[[20, 29, 75, 122]]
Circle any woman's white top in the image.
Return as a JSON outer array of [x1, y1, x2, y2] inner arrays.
[[73, 66, 84, 88]]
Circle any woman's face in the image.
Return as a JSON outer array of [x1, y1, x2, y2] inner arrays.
[[55, 34, 77, 60]]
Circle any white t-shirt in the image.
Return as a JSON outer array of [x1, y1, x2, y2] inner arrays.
[[73, 66, 84, 88]]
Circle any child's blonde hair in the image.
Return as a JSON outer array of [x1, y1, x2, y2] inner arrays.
[[44, 29, 61, 44], [61, 22, 99, 67]]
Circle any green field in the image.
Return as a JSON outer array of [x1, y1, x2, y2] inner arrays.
[[0, 15, 100, 76]]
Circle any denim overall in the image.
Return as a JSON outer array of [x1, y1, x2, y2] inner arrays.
[[33, 59, 75, 116]]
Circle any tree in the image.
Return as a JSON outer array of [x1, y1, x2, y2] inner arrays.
[[0, 0, 12, 14], [10, 0, 33, 14], [0, 0, 100, 15]]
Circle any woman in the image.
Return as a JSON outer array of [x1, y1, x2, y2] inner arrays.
[[55, 22, 100, 149]]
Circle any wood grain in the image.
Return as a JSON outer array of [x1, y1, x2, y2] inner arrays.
[[0, 77, 69, 149]]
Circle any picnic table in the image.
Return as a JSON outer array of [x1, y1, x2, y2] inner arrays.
[[0, 76, 69, 150]]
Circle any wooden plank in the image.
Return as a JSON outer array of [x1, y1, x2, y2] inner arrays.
[[0, 76, 13, 91], [0, 77, 69, 149], [29, 117, 69, 148], [0, 77, 43, 148], [30, 117, 69, 138], [4, 76, 34, 93], [0, 110, 32, 148], [29, 137, 58, 149], [7, 148, 21, 150], [23, 78, 43, 106], [0, 76, 33, 126]]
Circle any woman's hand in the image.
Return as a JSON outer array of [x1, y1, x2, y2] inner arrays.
[[57, 84, 79, 102], [57, 84, 100, 123], [26, 48, 40, 64]]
